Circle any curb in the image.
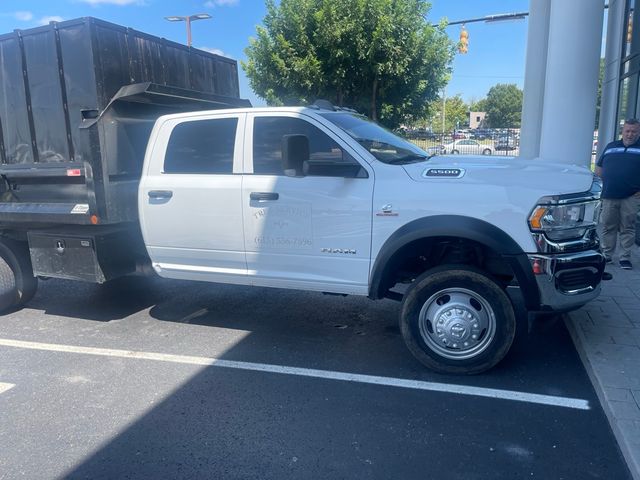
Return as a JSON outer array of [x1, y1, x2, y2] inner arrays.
[[564, 313, 639, 480]]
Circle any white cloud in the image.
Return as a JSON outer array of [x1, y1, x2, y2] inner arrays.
[[204, 0, 239, 7], [79, 0, 145, 5], [39, 16, 64, 25], [14, 11, 34, 21], [198, 46, 232, 59]]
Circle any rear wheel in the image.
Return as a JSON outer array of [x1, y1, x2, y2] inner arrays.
[[482, 148, 491, 155], [0, 239, 37, 313], [400, 266, 515, 374], [452, 149, 459, 154]]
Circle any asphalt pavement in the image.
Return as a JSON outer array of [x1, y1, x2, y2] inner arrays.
[[0, 276, 632, 479]]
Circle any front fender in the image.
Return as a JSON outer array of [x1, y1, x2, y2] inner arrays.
[[368, 215, 539, 309]]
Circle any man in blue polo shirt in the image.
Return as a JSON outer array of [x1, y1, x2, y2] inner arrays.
[[596, 118, 640, 269]]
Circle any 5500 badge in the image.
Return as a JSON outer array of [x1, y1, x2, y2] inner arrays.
[[423, 168, 465, 178]]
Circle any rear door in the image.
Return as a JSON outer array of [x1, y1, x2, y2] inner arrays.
[[139, 113, 248, 283]]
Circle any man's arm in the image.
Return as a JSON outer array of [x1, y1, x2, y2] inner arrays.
[[595, 145, 607, 178]]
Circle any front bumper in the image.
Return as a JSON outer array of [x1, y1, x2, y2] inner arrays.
[[527, 250, 606, 312]]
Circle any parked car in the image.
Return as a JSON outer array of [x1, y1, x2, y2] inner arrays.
[[426, 145, 445, 156], [403, 128, 439, 140], [495, 135, 518, 151], [442, 139, 493, 155], [451, 131, 468, 139], [471, 129, 493, 140]]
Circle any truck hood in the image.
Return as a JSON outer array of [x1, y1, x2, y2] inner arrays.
[[401, 155, 595, 195]]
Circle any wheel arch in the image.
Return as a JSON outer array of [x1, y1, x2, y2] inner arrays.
[[368, 215, 539, 309]]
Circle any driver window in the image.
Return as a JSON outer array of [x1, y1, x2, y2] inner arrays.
[[252, 116, 359, 176]]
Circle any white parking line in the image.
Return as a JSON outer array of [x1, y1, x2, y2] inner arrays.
[[0, 382, 15, 395], [0, 337, 590, 410]]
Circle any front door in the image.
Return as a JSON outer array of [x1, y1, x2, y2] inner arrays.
[[241, 113, 374, 294]]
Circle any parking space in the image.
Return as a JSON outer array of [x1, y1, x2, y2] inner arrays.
[[0, 277, 632, 479]]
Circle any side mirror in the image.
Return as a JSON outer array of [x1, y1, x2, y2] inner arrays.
[[282, 134, 309, 177]]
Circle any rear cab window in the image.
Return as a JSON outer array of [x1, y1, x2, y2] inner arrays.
[[164, 117, 238, 174]]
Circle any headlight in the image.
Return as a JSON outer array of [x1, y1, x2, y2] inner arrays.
[[528, 201, 601, 241]]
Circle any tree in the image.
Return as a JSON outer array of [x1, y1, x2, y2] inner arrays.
[[242, 0, 454, 128], [428, 94, 468, 132], [484, 83, 523, 128], [469, 98, 488, 113]]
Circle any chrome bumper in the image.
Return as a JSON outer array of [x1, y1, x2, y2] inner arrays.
[[527, 250, 606, 312]]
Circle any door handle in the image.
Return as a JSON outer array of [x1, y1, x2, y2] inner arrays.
[[148, 190, 173, 200], [250, 192, 279, 201]]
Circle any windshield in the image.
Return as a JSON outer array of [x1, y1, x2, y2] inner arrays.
[[318, 112, 429, 165]]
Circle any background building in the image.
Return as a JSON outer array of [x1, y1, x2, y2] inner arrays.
[[600, 0, 638, 152], [469, 111, 486, 129]]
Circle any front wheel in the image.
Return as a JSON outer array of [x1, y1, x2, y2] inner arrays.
[[482, 148, 491, 155], [451, 149, 459, 154], [400, 266, 516, 375]]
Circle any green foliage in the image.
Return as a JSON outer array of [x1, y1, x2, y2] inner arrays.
[[484, 83, 523, 128], [243, 0, 454, 128], [445, 95, 469, 130], [469, 98, 488, 113], [427, 94, 468, 132]]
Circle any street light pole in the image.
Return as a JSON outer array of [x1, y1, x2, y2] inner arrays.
[[164, 13, 212, 47], [442, 86, 446, 135], [186, 16, 192, 46]]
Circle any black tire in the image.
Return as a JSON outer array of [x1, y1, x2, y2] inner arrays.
[[400, 266, 516, 375], [451, 149, 459, 154], [482, 148, 491, 155], [0, 239, 37, 313]]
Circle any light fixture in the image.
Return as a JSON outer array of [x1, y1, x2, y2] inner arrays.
[[164, 13, 212, 47]]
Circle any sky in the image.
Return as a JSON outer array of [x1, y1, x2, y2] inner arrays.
[[0, 0, 532, 106]]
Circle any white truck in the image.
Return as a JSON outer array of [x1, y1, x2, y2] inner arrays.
[[131, 104, 603, 374], [0, 19, 605, 374]]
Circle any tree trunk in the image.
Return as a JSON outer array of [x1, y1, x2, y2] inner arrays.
[[371, 78, 378, 121]]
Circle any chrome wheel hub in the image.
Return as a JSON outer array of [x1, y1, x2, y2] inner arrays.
[[418, 288, 497, 360]]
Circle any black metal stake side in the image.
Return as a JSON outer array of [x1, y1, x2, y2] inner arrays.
[[53, 23, 76, 163], [0, 17, 248, 227], [16, 30, 39, 164], [87, 18, 108, 222]]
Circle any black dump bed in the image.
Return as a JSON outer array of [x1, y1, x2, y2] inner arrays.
[[0, 17, 250, 227]]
